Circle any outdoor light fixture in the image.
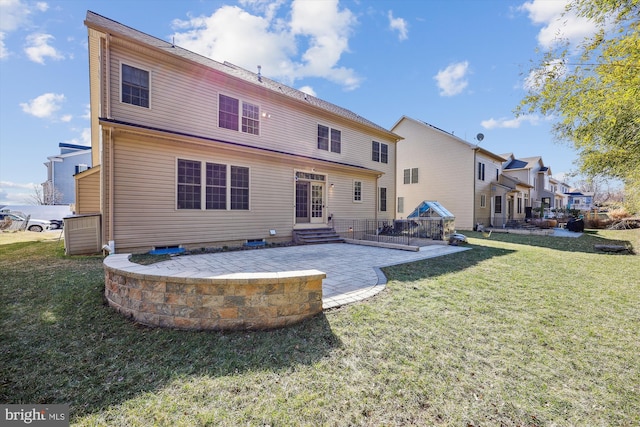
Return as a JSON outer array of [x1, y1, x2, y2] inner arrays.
[[269, 229, 276, 236]]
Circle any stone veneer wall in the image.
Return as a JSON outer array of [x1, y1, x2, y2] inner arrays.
[[103, 254, 326, 330]]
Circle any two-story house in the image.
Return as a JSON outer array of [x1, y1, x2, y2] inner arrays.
[[502, 155, 558, 214], [77, 11, 400, 254], [43, 142, 91, 205], [392, 116, 509, 230], [566, 191, 594, 211]]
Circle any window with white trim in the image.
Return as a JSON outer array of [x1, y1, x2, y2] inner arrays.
[[353, 180, 362, 202], [219, 94, 259, 135], [379, 187, 387, 212], [178, 159, 249, 210], [177, 159, 201, 209], [403, 168, 419, 184], [372, 141, 388, 163], [478, 162, 485, 181], [397, 197, 404, 213], [480, 194, 486, 208], [121, 64, 149, 108], [495, 195, 502, 214], [318, 125, 341, 153]]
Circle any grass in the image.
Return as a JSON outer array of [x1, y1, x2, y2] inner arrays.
[[1, 229, 639, 426]]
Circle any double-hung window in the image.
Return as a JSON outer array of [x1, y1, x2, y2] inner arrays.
[[230, 166, 250, 210], [178, 159, 249, 210], [121, 64, 149, 108], [372, 141, 388, 163], [206, 163, 226, 210], [177, 160, 201, 209], [219, 94, 259, 135], [478, 162, 485, 181], [403, 168, 419, 184], [318, 125, 341, 153], [379, 187, 387, 212]]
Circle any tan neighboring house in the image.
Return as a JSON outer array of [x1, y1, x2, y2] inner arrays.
[[502, 154, 559, 217], [392, 116, 508, 230], [77, 11, 400, 254]]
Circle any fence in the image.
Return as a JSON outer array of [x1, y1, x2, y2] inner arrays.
[[332, 218, 454, 246]]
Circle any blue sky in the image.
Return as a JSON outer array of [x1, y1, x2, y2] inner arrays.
[[0, 0, 600, 205]]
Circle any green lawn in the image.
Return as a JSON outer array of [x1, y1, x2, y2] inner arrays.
[[1, 230, 639, 426]]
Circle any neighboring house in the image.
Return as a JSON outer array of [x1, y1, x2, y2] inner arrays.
[[78, 11, 400, 253], [549, 176, 569, 211], [43, 143, 91, 205], [392, 116, 507, 230], [502, 155, 558, 211], [566, 191, 594, 211]]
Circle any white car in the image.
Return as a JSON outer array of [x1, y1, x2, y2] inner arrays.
[[0, 212, 52, 232]]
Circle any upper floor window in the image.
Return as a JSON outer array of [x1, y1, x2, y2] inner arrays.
[[242, 103, 260, 135], [121, 64, 149, 108], [372, 141, 388, 164], [403, 168, 419, 184], [318, 125, 341, 153], [219, 94, 259, 135], [478, 162, 485, 181]]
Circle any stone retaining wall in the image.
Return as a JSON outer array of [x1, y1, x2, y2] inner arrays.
[[103, 254, 326, 330]]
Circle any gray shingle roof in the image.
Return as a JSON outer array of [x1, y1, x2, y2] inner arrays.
[[85, 11, 399, 140]]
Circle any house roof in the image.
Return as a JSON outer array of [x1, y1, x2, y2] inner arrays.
[[85, 11, 401, 142], [391, 115, 505, 162]]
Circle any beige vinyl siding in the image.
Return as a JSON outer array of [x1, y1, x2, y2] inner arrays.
[[106, 43, 396, 171], [87, 29, 103, 167], [103, 129, 386, 252], [75, 167, 101, 214], [394, 118, 474, 229]]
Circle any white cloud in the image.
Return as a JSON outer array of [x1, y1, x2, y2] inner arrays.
[[65, 128, 91, 146], [60, 114, 72, 122], [0, 180, 39, 204], [388, 10, 408, 41], [298, 85, 316, 97], [519, 0, 598, 49], [0, 0, 31, 32], [433, 61, 469, 97], [20, 92, 65, 118], [24, 33, 64, 64], [523, 58, 567, 91], [171, 0, 360, 91], [0, 32, 7, 59], [481, 114, 546, 129], [35, 1, 47, 12]]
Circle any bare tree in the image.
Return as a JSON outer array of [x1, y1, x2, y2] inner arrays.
[[30, 183, 64, 205]]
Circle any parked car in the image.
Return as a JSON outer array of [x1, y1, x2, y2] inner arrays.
[[49, 219, 64, 230], [0, 212, 52, 232]]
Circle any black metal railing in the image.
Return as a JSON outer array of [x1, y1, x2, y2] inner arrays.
[[331, 218, 454, 246]]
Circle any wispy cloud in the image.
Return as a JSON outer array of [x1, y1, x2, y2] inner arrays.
[[20, 92, 65, 119], [24, 33, 64, 64], [388, 10, 408, 41], [171, 0, 360, 92], [481, 114, 549, 129], [0, 0, 49, 59], [65, 128, 91, 146], [519, 0, 598, 49], [433, 61, 469, 97]]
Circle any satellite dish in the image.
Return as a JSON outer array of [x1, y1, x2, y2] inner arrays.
[[476, 133, 484, 142]]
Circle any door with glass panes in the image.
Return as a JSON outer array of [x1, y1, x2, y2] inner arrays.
[[295, 177, 324, 224]]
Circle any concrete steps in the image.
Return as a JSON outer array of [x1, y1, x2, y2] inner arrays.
[[293, 227, 344, 244]]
